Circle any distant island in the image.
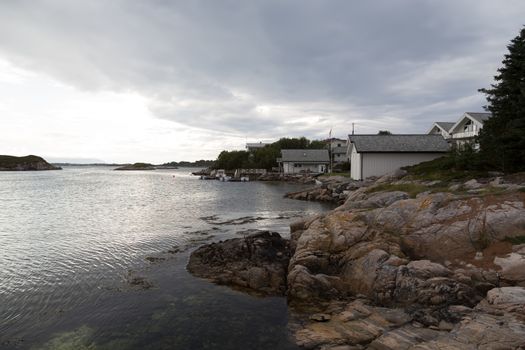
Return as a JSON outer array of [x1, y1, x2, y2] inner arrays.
[[114, 162, 156, 171], [0, 155, 62, 171], [158, 160, 215, 168], [54, 160, 215, 169]]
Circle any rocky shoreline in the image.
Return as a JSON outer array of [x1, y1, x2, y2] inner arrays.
[[187, 171, 525, 349], [285, 175, 375, 205]]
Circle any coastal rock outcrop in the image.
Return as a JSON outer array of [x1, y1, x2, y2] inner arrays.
[[0, 155, 61, 171], [283, 186, 525, 348], [285, 177, 374, 204], [187, 231, 291, 296], [188, 174, 525, 349], [291, 287, 525, 349], [288, 191, 525, 305]]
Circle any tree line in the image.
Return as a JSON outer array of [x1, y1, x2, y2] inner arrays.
[[214, 137, 326, 170]]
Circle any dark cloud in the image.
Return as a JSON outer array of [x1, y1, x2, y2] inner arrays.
[[0, 0, 524, 138]]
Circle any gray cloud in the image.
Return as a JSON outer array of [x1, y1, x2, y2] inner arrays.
[[0, 0, 524, 140]]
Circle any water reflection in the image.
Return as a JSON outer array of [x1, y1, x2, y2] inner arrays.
[[0, 167, 331, 349]]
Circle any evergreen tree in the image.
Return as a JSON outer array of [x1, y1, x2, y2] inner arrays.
[[478, 26, 525, 172]]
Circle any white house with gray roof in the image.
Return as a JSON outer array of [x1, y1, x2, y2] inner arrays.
[[428, 122, 455, 139], [428, 112, 492, 148], [327, 138, 349, 165], [346, 135, 450, 180], [278, 149, 329, 174], [448, 112, 492, 148], [246, 142, 271, 152]]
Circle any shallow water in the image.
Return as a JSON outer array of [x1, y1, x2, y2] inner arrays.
[[0, 167, 331, 349]]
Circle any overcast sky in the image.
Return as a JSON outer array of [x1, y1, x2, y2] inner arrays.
[[0, 1, 524, 163]]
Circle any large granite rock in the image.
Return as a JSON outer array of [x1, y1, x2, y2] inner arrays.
[[288, 191, 525, 306], [187, 231, 291, 296]]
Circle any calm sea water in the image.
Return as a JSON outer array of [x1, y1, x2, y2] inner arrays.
[[0, 167, 331, 349]]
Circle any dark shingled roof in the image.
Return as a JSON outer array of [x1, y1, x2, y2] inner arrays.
[[348, 135, 450, 153], [280, 149, 330, 162], [465, 112, 492, 124], [331, 146, 347, 154]]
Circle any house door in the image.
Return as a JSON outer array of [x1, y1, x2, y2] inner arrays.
[[320, 165, 325, 173]]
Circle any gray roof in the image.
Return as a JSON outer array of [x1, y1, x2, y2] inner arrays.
[[280, 149, 330, 163], [465, 112, 492, 124], [348, 135, 450, 153], [246, 142, 270, 148], [331, 146, 347, 154], [434, 122, 455, 132]]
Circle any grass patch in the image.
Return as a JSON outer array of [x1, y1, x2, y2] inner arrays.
[[504, 235, 525, 245], [366, 183, 428, 198], [519, 187, 525, 193], [326, 172, 351, 177], [403, 156, 490, 182]]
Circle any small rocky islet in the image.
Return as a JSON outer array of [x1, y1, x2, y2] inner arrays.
[[188, 170, 525, 349], [114, 162, 156, 171], [0, 155, 61, 171]]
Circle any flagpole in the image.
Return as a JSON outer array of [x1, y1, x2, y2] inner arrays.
[[329, 128, 332, 174]]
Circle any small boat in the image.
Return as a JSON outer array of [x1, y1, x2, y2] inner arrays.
[[219, 175, 232, 182]]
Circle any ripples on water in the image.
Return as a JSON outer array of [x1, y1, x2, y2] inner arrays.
[[0, 167, 331, 349]]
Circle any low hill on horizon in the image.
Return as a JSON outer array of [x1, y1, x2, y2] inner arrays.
[[0, 155, 62, 171]]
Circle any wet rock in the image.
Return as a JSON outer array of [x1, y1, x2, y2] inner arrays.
[[126, 271, 154, 290], [187, 231, 291, 296], [145, 256, 166, 263]]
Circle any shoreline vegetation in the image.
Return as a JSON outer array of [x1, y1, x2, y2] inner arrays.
[[0, 155, 61, 171]]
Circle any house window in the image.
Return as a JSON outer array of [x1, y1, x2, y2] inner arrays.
[[294, 163, 302, 167], [464, 120, 472, 132]]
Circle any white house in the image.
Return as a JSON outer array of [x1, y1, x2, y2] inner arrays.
[[428, 122, 455, 139], [246, 142, 271, 152], [346, 135, 450, 180], [278, 149, 329, 174], [448, 112, 492, 148], [327, 138, 349, 165]]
